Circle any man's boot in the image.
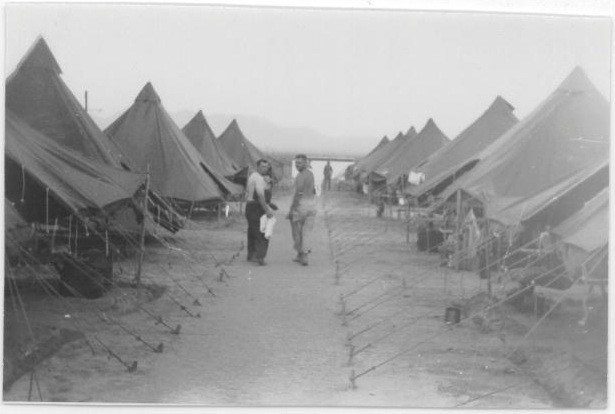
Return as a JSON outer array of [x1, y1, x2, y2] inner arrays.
[[299, 252, 308, 266]]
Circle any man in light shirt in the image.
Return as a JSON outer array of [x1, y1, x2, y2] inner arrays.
[[246, 160, 275, 265], [288, 154, 317, 266]]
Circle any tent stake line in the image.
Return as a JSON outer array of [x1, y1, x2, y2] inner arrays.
[[345, 280, 406, 316], [95, 338, 138, 373], [347, 306, 411, 345], [99, 314, 164, 354]]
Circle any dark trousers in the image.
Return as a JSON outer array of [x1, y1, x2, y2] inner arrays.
[[324, 177, 332, 191], [246, 202, 269, 260]]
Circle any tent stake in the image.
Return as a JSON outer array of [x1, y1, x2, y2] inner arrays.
[[349, 370, 357, 390], [347, 344, 356, 365], [338, 294, 346, 315]]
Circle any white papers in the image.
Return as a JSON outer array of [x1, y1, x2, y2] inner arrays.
[[260, 215, 277, 239]]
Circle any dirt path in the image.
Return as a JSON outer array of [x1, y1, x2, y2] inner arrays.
[[5, 191, 558, 407], [102, 193, 550, 406], [106, 195, 353, 404]]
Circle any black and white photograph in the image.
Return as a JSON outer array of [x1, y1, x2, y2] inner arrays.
[[2, 0, 612, 409]]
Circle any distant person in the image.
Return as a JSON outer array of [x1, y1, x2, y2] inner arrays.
[[287, 154, 316, 266], [246, 160, 276, 266], [323, 161, 333, 191]]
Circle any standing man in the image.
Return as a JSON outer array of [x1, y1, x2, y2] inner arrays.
[[288, 154, 316, 266], [323, 161, 333, 191], [246, 159, 275, 266]]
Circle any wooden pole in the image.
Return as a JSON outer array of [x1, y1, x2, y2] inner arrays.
[[454, 189, 462, 270], [135, 164, 150, 287], [485, 219, 492, 295], [84, 90, 88, 113]]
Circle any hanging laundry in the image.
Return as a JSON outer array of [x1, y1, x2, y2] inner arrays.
[[407, 170, 425, 185], [464, 208, 482, 259]]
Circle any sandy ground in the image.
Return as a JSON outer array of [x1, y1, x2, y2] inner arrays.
[[3, 190, 607, 407]]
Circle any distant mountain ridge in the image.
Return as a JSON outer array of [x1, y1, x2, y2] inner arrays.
[[93, 109, 375, 158], [172, 110, 373, 157]]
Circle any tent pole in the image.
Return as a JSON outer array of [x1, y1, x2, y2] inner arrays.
[[454, 189, 462, 271], [135, 164, 150, 287], [485, 220, 492, 295]]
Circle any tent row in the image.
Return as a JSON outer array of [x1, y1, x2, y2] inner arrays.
[[350, 94, 519, 196], [5, 37, 282, 238], [349, 66, 609, 293]]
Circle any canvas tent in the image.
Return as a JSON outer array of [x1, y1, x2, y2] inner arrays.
[[353, 128, 416, 180], [5, 111, 145, 230], [367, 136, 390, 156], [373, 119, 449, 185], [217, 119, 284, 180], [5, 199, 27, 232], [437, 67, 610, 227], [182, 110, 240, 178], [105, 83, 243, 210], [551, 188, 608, 277], [503, 159, 608, 231], [408, 96, 518, 199], [5, 198, 32, 260], [6, 37, 132, 170]]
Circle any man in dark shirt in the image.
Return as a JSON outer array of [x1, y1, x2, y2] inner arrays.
[[245, 160, 275, 265], [288, 154, 316, 266]]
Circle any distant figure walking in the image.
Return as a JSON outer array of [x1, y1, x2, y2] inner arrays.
[[288, 154, 317, 266], [246, 159, 276, 266], [323, 161, 333, 191]]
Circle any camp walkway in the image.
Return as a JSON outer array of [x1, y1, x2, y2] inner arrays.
[[91, 192, 549, 407], [106, 195, 353, 404]]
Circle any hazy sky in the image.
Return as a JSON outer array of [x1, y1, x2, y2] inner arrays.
[[4, 3, 612, 144]]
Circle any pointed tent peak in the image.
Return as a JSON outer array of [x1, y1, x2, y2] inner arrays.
[[228, 118, 246, 135], [190, 109, 207, 124], [419, 118, 448, 141], [405, 126, 418, 139], [374, 135, 389, 147], [420, 118, 437, 132], [135, 82, 161, 103], [393, 131, 405, 141], [220, 118, 245, 140], [558, 66, 597, 93], [18, 36, 62, 73], [184, 109, 215, 134], [488, 95, 515, 113]]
